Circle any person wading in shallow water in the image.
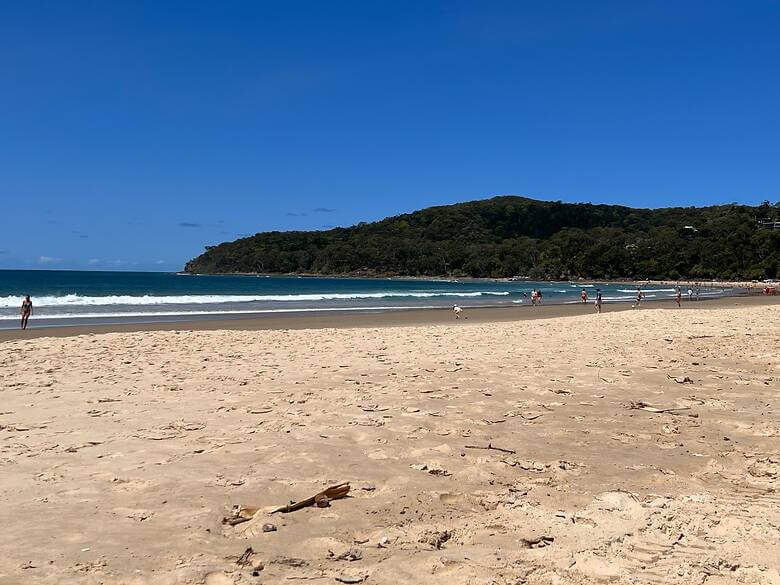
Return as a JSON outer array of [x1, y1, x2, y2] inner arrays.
[[20, 295, 33, 330]]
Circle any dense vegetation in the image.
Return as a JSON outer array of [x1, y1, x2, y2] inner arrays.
[[185, 197, 780, 280]]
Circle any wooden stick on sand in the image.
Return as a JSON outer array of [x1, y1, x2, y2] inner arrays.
[[272, 482, 351, 514], [464, 443, 516, 454]]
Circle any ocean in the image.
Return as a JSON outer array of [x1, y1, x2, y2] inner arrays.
[[0, 270, 727, 329]]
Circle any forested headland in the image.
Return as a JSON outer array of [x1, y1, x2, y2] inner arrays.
[[185, 197, 780, 280]]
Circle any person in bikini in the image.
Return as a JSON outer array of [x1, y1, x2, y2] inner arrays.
[[20, 295, 33, 329], [581, 288, 588, 303]]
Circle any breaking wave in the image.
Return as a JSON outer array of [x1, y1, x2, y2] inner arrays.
[[616, 288, 675, 293], [0, 306, 440, 321], [0, 291, 511, 308]]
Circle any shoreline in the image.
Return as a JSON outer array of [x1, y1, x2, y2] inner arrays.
[[3, 293, 777, 341], [179, 270, 777, 289]]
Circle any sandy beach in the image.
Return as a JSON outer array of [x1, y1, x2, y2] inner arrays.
[[1, 300, 778, 584]]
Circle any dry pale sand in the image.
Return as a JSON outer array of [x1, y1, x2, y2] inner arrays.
[[0, 304, 778, 585]]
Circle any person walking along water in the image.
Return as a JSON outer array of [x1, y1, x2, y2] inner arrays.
[[632, 287, 642, 308], [20, 295, 33, 330]]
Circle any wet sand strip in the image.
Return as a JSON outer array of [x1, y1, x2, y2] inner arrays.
[[2, 293, 777, 341]]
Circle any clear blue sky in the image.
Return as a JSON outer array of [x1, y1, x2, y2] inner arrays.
[[1, 1, 778, 271]]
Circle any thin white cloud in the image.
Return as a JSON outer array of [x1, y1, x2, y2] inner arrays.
[[38, 256, 62, 264], [155, 260, 165, 264], [88, 258, 100, 265]]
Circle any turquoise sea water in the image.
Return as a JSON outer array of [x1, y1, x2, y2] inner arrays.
[[0, 270, 726, 329]]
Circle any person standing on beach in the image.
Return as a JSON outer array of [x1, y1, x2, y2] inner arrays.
[[20, 295, 33, 329], [581, 289, 588, 303], [537, 289, 543, 305], [452, 304, 463, 319], [632, 287, 642, 308], [595, 289, 603, 314], [687, 287, 693, 301], [675, 286, 682, 307]]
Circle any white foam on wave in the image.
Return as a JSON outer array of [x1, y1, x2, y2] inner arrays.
[[0, 305, 445, 321], [617, 288, 675, 293], [0, 291, 511, 308]]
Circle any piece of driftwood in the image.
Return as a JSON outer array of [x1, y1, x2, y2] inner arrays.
[[627, 401, 691, 414], [272, 483, 350, 514], [464, 443, 516, 455]]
